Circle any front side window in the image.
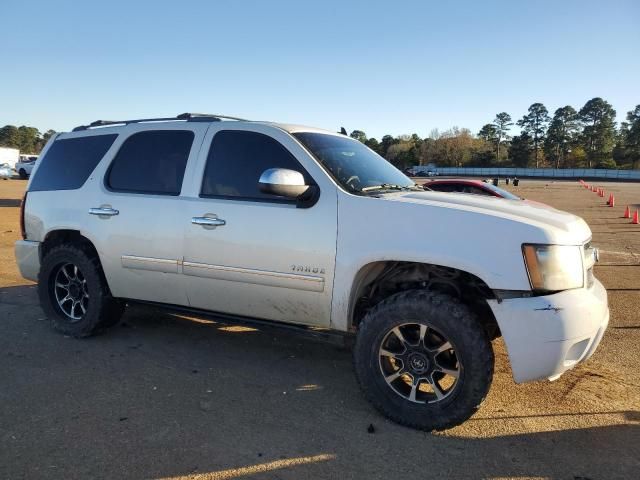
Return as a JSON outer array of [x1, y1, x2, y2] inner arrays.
[[106, 130, 194, 195], [201, 130, 310, 201], [293, 132, 417, 194]]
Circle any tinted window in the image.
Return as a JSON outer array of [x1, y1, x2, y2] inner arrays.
[[29, 134, 117, 192], [468, 186, 494, 196], [482, 183, 522, 200], [107, 130, 194, 195], [201, 130, 308, 201], [428, 183, 457, 193]]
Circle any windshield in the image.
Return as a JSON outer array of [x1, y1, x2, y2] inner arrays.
[[482, 183, 522, 200], [293, 132, 416, 194]]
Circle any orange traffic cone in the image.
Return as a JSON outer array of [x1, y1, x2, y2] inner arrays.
[[608, 194, 615, 207], [633, 211, 639, 225], [600, 189, 605, 198], [624, 205, 631, 218]]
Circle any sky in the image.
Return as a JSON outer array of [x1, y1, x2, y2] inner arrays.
[[1, 0, 638, 139]]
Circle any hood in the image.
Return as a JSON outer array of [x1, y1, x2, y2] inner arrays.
[[385, 190, 591, 242]]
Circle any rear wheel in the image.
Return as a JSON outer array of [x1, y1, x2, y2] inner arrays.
[[353, 290, 494, 431], [18, 168, 27, 179], [38, 244, 124, 337]]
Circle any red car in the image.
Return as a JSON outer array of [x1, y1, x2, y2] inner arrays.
[[424, 179, 523, 200]]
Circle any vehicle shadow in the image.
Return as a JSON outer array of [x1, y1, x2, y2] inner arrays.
[[0, 284, 638, 479]]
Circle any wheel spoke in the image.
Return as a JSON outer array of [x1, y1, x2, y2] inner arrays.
[[55, 282, 69, 290], [384, 370, 404, 384], [380, 348, 401, 360], [418, 324, 428, 344], [73, 265, 79, 280], [435, 366, 460, 378], [392, 327, 408, 347], [61, 267, 71, 281], [79, 301, 87, 314], [428, 374, 445, 400], [430, 340, 453, 356], [408, 378, 419, 402]]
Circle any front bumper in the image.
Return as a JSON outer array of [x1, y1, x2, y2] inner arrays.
[[15, 240, 40, 282], [487, 279, 609, 383]]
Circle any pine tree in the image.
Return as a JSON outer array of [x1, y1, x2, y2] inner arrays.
[[517, 103, 550, 167]]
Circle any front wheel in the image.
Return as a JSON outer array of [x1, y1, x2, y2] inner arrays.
[[38, 244, 124, 337], [353, 290, 494, 431], [18, 168, 28, 179]]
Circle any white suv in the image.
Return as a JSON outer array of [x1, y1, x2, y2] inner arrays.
[[15, 113, 609, 430]]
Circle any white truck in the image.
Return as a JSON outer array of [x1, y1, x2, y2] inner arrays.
[[0, 147, 20, 170], [15, 154, 38, 178], [14, 113, 608, 431]]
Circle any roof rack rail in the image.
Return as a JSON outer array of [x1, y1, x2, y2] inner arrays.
[[177, 112, 249, 122], [72, 113, 248, 132]]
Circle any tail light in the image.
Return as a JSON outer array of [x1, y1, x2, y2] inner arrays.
[[20, 192, 27, 240]]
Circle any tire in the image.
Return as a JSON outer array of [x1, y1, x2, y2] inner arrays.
[[353, 289, 494, 431], [38, 244, 124, 337], [18, 169, 27, 179]]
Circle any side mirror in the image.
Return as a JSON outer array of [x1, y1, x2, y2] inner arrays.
[[259, 168, 310, 198]]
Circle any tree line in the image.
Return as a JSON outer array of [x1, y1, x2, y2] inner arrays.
[[350, 98, 640, 170], [0, 125, 56, 154], [2, 97, 639, 170]]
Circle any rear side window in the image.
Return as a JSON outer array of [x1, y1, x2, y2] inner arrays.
[[29, 134, 118, 192], [201, 130, 308, 201], [106, 130, 194, 195]]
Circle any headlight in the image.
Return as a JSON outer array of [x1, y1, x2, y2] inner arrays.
[[522, 244, 584, 292]]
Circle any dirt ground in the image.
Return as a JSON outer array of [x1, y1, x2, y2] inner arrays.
[[1, 178, 639, 480]]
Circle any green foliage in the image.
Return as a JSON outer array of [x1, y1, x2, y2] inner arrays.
[[544, 106, 579, 168], [364, 137, 380, 154], [350, 130, 367, 143], [625, 105, 640, 169], [0, 125, 55, 153], [509, 133, 533, 167], [478, 124, 497, 142], [578, 97, 617, 168], [493, 112, 513, 161], [517, 103, 550, 167]]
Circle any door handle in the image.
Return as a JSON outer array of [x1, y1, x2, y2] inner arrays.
[[192, 216, 226, 227], [89, 207, 119, 216]]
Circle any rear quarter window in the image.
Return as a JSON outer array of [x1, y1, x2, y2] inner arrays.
[[29, 134, 118, 192]]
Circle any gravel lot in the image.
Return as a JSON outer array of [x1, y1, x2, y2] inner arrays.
[[1, 178, 639, 479]]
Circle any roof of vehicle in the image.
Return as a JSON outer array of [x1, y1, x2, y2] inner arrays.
[[70, 113, 342, 137]]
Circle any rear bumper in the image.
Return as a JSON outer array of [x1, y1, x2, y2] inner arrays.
[[15, 240, 40, 282], [488, 279, 609, 383]]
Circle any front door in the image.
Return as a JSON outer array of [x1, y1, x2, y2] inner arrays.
[[180, 126, 337, 327]]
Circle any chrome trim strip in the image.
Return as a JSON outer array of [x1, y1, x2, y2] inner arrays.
[[182, 261, 325, 292], [122, 255, 179, 274]]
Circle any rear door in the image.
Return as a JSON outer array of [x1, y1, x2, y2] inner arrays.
[[87, 124, 208, 306], [179, 124, 338, 327]]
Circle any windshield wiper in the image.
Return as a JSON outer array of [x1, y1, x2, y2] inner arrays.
[[361, 184, 421, 193]]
